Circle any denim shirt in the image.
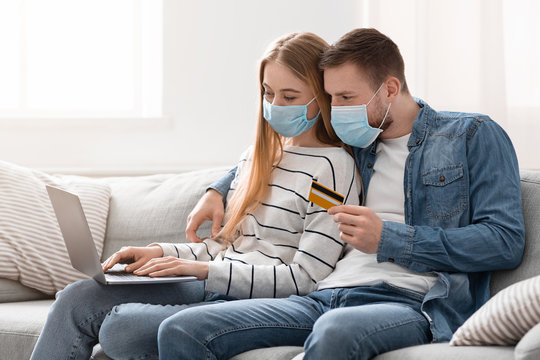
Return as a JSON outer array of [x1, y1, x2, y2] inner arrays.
[[210, 98, 525, 342]]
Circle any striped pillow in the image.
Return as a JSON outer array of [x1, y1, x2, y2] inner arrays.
[[450, 275, 540, 346], [0, 161, 111, 295]]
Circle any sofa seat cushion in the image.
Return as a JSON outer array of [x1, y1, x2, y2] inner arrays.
[[90, 345, 304, 360], [0, 299, 54, 360], [372, 343, 514, 360]]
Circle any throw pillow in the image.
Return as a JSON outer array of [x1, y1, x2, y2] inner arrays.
[[0, 160, 111, 295], [450, 275, 540, 346]]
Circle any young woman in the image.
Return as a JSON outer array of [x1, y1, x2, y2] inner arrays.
[[30, 32, 361, 360]]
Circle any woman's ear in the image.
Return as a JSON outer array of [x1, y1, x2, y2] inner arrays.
[[385, 77, 400, 101]]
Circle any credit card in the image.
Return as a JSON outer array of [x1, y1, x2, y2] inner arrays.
[[308, 180, 344, 210]]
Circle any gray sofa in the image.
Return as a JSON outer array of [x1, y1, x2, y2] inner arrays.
[[0, 168, 538, 360]]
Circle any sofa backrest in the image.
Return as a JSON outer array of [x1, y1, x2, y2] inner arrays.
[[101, 167, 229, 261], [1, 167, 536, 303], [101, 167, 540, 298], [490, 170, 540, 296]]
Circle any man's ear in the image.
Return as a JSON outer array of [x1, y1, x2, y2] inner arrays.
[[385, 77, 400, 101]]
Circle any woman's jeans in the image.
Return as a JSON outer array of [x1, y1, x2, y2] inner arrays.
[[29, 278, 207, 360], [31, 280, 431, 360]]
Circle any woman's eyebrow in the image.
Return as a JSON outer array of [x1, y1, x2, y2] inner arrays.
[[262, 82, 301, 93], [279, 88, 301, 93]]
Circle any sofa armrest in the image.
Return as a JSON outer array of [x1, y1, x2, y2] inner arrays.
[[515, 322, 540, 360]]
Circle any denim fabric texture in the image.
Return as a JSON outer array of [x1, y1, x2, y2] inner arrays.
[[28, 279, 207, 360], [157, 283, 431, 360]]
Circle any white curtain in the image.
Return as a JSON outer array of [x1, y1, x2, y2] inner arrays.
[[361, 0, 540, 169]]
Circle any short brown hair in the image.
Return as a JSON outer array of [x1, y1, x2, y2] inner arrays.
[[320, 28, 409, 94]]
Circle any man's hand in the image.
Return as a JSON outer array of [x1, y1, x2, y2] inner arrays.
[[101, 245, 163, 273], [327, 205, 383, 254], [133, 257, 209, 280], [185, 189, 225, 243]]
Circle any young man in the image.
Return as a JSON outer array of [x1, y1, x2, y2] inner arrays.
[[169, 28, 525, 360]]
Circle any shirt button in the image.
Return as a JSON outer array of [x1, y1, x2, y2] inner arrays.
[[439, 175, 445, 182], [367, 163, 373, 168], [388, 257, 395, 263]]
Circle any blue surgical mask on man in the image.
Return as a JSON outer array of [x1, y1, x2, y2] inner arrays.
[[330, 83, 391, 148], [263, 97, 320, 138]]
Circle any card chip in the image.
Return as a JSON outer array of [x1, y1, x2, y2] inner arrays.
[[308, 180, 344, 210]]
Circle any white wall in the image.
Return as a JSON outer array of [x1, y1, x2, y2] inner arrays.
[[366, 0, 539, 170], [2, 0, 537, 174], [0, 0, 361, 175]]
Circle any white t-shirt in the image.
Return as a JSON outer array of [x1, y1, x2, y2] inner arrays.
[[317, 134, 438, 294]]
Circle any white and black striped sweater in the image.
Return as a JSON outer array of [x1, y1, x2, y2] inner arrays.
[[158, 146, 361, 299]]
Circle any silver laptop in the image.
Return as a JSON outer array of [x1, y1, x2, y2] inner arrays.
[[46, 185, 197, 285]]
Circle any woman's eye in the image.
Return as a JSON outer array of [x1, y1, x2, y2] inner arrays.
[[342, 96, 351, 100], [284, 96, 296, 102]]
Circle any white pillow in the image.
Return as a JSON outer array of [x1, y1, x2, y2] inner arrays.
[[450, 275, 540, 346], [0, 161, 111, 295]]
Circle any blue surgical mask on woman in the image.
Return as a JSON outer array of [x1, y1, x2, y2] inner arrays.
[[263, 97, 320, 137], [330, 83, 391, 148]]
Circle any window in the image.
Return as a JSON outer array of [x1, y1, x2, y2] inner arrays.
[[503, 0, 540, 110], [0, 0, 162, 119]]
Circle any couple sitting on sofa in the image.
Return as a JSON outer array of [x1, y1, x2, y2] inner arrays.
[[30, 28, 525, 360]]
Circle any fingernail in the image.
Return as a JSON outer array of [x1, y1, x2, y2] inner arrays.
[[125, 266, 130, 272]]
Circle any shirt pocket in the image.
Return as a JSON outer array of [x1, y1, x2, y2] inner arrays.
[[422, 165, 466, 219]]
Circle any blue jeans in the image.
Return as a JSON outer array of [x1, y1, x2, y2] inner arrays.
[[157, 282, 431, 360], [29, 278, 206, 360], [98, 293, 237, 360]]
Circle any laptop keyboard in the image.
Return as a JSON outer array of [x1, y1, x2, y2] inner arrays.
[[105, 264, 152, 281], [106, 272, 150, 281]]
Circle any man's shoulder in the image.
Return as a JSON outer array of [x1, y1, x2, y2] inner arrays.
[[419, 100, 495, 137]]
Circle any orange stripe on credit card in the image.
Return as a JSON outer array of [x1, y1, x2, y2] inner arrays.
[[308, 180, 344, 210]]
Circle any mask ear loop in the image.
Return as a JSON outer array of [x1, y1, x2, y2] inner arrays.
[[306, 97, 317, 106], [366, 83, 390, 130], [378, 103, 392, 129], [306, 96, 320, 121], [366, 83, 385, 106]]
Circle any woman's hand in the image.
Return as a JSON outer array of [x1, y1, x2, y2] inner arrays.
[[101, 245, 163, 273], [133, 257, 210, 280], [185, 189, 224, 243]]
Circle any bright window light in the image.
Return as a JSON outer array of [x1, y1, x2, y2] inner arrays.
[[0, 0, 162, 119], [503, 0, 540, 109]]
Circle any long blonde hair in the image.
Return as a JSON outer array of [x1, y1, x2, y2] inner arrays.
[[218, 32, 345, 243]]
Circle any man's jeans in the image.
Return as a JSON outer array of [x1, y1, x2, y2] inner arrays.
[[156, 282, 431, 360], [29, 278, 206, 360]]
